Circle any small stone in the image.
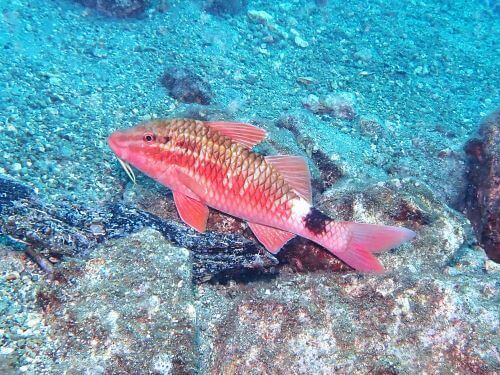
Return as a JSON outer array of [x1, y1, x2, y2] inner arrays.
[[353, 48, 373, 62], [323, 92, 357, 120], [5, 273, 19, 282], [89, 223, 106, 236], [301, 94, 323, 113], [485, 259, 500, 273], [0, 346, 15, 355], [294, 35, 309, 48], [296, 77, 316, 86], [26, 317, 41, 328], [11, 163, 22, 172], [359, 116, 384, 138], [247, 10, 274, 25]]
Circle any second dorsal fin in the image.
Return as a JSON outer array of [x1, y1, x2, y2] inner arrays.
[[265, 155, 312, 203], [204, 121, 267, 148]]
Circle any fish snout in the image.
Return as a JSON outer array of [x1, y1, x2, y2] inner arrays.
[[107, 130, 130, 160]]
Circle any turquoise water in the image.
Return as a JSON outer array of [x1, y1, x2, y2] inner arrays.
[[0, 0, 499, 373]]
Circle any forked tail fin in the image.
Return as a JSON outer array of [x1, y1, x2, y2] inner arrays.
[[326, 223, 416, 272]]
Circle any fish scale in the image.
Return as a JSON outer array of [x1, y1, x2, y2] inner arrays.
[[108, 118, 416, 272], [173, 122, 295, 223]]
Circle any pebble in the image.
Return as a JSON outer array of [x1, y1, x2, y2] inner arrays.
[[296, 76, 316, 85], [485, 260, 500, 274], [294, 35, 309, 48], [0, 346, 15, 355], [5, 273, 19, 282], [26, 317, 41, 328], [248, 10, 274, 25], [11, 163, 22, 172]]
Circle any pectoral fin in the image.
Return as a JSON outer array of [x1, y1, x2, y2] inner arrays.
[[173, 191, 209, 233], [247, 222, 295, 254], [174, 169, 207, 199]]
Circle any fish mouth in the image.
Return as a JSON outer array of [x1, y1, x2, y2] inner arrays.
[[116, 157, 136, 185], [108, 131, 136, 184]]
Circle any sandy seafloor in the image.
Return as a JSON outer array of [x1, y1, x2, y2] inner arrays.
[[1, 0, 498, 205], [0, 0, 499, 373]]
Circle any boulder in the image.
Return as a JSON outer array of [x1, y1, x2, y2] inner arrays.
[[464, 111, 499, 262], [37, 229, 197, 373]]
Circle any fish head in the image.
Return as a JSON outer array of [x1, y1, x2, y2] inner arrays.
[[108, 120, 175, 181]]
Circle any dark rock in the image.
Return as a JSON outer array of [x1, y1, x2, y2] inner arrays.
[[76, 0, 149, 18], [0, 175, 277, 283], [203, 0, 248, 16], [308, 144, 343, 192], [0, 174, 34, 210], [464, 110, 499, 262], [277, 237, 348, 273], [161, 67, 213, 105]]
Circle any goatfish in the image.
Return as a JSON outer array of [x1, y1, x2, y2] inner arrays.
[[108, 119, 415, 272]]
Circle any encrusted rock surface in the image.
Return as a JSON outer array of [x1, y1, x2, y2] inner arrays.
[[0, 247, 48, 373], [319, 178, 474, 274], [37, 229, 196, 373], [192, 179, 498, 374], [464, 111, 499, 262], [196, 267, 498, 374]]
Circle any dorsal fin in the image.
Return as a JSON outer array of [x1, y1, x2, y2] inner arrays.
[[204, 121, 267, 148], [265, 155, 312, 203]]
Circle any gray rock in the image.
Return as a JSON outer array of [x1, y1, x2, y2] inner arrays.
[[38, 229, 197, 373], [77, 0, 149, 18], [197, 269, 498, 374]]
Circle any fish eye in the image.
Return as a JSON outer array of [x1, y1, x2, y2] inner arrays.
[[143, 132, 155, 143]]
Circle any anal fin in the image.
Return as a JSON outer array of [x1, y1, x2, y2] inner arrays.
[[247, 222, 295, 254], [173, 191, 209, 233]]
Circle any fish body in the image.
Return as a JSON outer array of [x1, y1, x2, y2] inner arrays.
[[108, 118, 415, 272]]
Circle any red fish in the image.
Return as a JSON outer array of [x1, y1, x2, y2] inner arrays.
[[108, 119, 415, 272]]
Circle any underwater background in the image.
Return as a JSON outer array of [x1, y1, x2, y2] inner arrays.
[[0, 0, 498, 373]]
